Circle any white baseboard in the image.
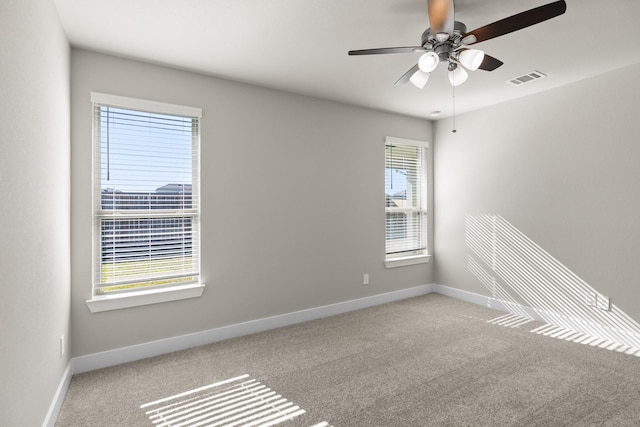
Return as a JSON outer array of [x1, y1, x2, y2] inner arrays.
[[42, 362, 73, 427], [433, 284, 543, 319], [73, 284, 434, 374], [434, 284, 497, 308]]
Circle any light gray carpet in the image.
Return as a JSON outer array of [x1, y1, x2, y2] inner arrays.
[[56, 294, 640, 426]]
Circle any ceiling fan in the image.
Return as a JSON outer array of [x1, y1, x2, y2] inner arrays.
[[348, 0, 567, 88]]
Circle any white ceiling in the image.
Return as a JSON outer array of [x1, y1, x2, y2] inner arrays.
[[53, 0, 640, 119]]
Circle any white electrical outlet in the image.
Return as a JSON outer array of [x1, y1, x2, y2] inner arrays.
[[363, 274, 369, 285], [60, 334, 65, 358]]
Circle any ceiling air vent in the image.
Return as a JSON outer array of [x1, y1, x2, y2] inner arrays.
[[507, 70, 547, 86]]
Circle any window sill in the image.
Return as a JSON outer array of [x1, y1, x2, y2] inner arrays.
[[385, 254, 432, 269], [86, 283, 205, 313]]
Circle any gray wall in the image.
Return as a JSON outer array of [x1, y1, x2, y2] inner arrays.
[[0, 0, 71, 426], [70, 49, 433, 357], [434, 63, 640, 323]]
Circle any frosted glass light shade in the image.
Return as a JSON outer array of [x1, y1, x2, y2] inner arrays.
[[409, 70, 430, 89], [448, 67, 468, 86], [459, 49, 485, 71], [418, 52, 440, 73]]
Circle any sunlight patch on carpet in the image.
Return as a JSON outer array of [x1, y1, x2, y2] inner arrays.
[[488, 313, 533, 328], [530, 323, 640, 357], [141, 374, 331, 426], [487, 313, 640, 357]]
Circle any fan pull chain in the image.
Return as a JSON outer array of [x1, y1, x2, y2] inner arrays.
[[452, 84, 457, 133]]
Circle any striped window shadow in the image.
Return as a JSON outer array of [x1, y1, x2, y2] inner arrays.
[[488, 313, 533, 328], [487, 314, 640, 356], [530, 324, 640, 357], [141, 374, 332, 427], [487, 313, 640, 357], [466, 214, 640, 357]]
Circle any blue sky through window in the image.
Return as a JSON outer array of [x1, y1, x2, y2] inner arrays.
[[385, 168, 409, 197], [100, 107, 193, 193]]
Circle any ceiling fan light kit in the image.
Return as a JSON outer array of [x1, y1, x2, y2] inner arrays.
[[410, 69, 431, 89], [348, 0, 567, 89], [458, 49, 485, 71], [418, 51, 440, 73], [448, 66, 469, 87]]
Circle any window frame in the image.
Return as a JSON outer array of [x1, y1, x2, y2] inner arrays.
[[86, 92, 205, 312], [384, 136, 431, 268]]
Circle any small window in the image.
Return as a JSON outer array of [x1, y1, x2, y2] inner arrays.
[[91, 93, 202, 297], [385, 137, 428, 262]]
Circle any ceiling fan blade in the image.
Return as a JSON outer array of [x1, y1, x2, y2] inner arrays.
[[478, 54, 503, 71], [428, 0, 454, 35], [463, 0, 566, 45], [348, 47, 423, 56], [395, 64, 420, 85]]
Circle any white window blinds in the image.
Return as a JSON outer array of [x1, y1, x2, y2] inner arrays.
[[385, 137, 428, 258], [91, 93, 202, 295]]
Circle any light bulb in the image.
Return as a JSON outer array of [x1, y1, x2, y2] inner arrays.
[[448, 66, 468, 86], [409, 70, 430, 89], [418, 52, 440, 73], [460, 34, 477, 45], [458, 49, 485, 71], [435, 32, 450, 42]]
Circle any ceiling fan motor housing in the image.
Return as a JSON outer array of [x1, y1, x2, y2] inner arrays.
[[421, 21, 468, 63], [421, 21, 467, 47]]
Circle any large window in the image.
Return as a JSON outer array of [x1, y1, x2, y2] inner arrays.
[[91, 93, 201, 297], [385, 137, 428, 263]]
